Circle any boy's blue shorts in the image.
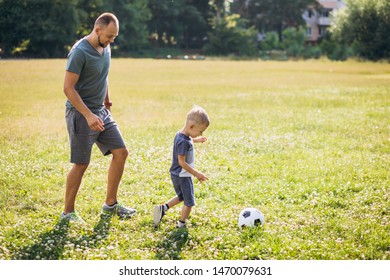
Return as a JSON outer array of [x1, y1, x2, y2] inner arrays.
[[171, 175, 195, 207]]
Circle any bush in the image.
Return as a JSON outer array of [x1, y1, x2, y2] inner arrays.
[[330, 0, 390, 60], [203, 14, 258, 57], [303, 46, 322, 59], [319, 37, 354, 61], [282, 27, 306, 58]]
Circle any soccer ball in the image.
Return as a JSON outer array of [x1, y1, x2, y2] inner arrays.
[[238, 208, 264, 228]]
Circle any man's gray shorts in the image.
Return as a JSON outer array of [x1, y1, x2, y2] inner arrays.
[[171, 174, 195, 207], [66, 108, 126, 164]]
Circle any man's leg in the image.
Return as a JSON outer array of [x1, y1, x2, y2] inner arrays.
[[64, 163, 89, 214], [105, 147, 128, 205]]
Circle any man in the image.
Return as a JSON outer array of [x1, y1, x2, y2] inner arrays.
[[62, 13, 136, 222]]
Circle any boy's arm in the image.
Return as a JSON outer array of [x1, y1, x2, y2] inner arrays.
[[178, 155, 208, 182], [192, 136, 207, 143]]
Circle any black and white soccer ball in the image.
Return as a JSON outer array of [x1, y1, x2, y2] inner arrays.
[[238, 208, 264, 228]]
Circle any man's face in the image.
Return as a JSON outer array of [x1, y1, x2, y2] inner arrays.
[[97, 22, 119, 48]]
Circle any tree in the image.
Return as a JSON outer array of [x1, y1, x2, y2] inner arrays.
[[260, 32, 279, 52], [105, 0, 151, 52], [74, 0, 107, 37], [330, 0, 390, 60], [204, 14, 258, 56], [183, 0, 210, 49], [233, 0, 313, 40], [148, 0, 206, 49], [0, 0, 30, 56], [282, 26, 306, 57], [0, 0, 79, 57]]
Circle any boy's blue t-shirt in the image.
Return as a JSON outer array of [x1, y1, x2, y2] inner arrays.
[[170, 132, 194, 177], [65, 37, 111, 112]]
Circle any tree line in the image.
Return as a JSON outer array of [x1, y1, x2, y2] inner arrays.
[[0, 0, 389, 60]]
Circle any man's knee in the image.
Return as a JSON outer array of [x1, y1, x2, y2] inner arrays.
[[73, 163, 89, 172], [112, 148, 128, 161]]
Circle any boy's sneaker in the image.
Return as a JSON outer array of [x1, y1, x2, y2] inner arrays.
[[60, 211, 85, 224], [176, 220, 187, 228], [102, 202, 136, 219], [153, 205, 165, 226]]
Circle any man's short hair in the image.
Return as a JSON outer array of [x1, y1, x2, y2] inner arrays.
[[95, 13, 119, 28]]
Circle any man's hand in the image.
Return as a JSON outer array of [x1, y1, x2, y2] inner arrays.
[[85, 113, 105, 131]]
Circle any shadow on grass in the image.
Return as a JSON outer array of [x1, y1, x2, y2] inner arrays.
[[239, 226, 266, 260], [13, 214, 112, 260], [155, 227, 189, 260]]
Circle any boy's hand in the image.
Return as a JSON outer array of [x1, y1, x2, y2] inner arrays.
[[196, 171, 208, 182], [193, 136, 207, 143]]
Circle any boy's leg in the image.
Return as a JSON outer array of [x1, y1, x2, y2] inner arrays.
[[154, 196, 182, 226], [166, 196, 182, 208], [177, 177, 194, 227], [180, 205, 192, 222]]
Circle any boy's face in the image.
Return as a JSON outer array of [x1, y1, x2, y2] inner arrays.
[[189, 123, 208, 138]]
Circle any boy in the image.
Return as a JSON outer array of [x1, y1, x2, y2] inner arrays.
[[154, 106, 210, 228]]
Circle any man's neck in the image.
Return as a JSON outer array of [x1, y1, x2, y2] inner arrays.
[[86, 34, 103, 54]]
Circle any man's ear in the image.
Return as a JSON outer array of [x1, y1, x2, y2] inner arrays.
[[94, 26, 101, 35]]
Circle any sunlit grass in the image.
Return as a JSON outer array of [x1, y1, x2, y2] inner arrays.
[[0, 58, 389, 260]]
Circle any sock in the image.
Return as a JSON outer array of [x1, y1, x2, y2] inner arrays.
[[177, 220, 186, 228], [106, 202, 117, 208], [163, 204, 169, 211]]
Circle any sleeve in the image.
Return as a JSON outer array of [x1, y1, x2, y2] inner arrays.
[[177, 139, 190, 156], [66, 48, 85, 75]]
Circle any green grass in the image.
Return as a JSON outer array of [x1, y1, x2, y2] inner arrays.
[[0, 58, 389, 260]]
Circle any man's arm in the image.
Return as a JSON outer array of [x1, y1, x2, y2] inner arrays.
[[104, 84, 112, 111], [63, 71, 104, 131]]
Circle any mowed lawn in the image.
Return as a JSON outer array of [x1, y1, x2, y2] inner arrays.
[[0, 58, 389, 260]]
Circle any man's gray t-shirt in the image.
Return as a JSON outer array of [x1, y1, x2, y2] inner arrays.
[[65, 37, 111, 112], [170, 132, 194, 177]]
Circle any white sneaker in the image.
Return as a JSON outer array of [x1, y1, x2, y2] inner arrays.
[[60, 211, 85, 224], [102, 202, 136, 219], [153, 205, 165, 226]]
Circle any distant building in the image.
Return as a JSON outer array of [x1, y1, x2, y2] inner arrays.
[[303, 0, 346, 42]]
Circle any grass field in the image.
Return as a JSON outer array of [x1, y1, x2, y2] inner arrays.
[[0, 58, 389, 260]]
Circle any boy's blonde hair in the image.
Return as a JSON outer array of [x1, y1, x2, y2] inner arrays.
[[186, 105, 210, 126]]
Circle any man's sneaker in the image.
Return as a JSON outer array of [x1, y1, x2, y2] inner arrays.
[[153, 205, 165, 226], [60, 211, 85, 224], [102, 202, 136, 219]]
